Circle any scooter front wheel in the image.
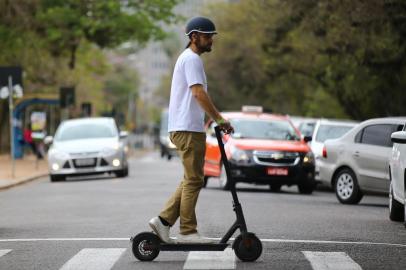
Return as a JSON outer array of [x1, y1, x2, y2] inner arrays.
[[233, 233, 262, 262], [131, 232, 160, 261]]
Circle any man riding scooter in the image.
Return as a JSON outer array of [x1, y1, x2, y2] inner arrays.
[[148, 16, 234, 243]]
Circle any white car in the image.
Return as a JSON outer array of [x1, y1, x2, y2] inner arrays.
[[311, 119, 359, 184], [389, 127, 406, 222], [46, 117, 129, 181], [320, 117, 406, 204]]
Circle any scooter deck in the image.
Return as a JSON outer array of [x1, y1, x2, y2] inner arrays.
[[160, 242, 228, 251]]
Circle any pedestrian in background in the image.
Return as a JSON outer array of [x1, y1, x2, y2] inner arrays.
[[23, 124, 37, 156], [148, 17, 234, 243]]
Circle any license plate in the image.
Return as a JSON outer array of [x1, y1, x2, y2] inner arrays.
[[75, 158, 95, 166], [267, 167, 288, 176]]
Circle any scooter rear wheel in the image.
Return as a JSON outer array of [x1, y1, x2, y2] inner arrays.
[[131, 232, 160, 261], [233, 233, 262, 262]]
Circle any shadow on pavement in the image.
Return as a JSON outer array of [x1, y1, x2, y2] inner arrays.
[[51, 174, 123, 183]]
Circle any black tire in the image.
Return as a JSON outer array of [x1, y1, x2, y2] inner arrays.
[[50, 175, 65, 182], [167, 154, 172, 161], [334, 168, 363, 204], [269, 184, 282, 192], [131, 232, 161, 261], [115, 167, 128, 178], [389, 181, 404, 221], [203, 176, 209, 188], [233, 233, 262, 262], [298, 177, 315, 194], [219, 164, 232, 190]]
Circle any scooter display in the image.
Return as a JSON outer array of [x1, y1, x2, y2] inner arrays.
[[130, 126, 262, 262]]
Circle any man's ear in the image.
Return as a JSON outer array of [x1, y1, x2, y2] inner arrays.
[[191, 32, 198, 42]]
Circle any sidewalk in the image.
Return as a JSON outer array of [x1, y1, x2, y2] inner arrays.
[[0, 154, 48, 190]]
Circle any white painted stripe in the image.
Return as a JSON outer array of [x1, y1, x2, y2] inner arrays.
[[0, 238, 129, 242], [183, 248, 235, 270], [0, 249, 12, 257], [303, 251, 362, 270], [59, 248, 125, 270], [0, 237, 405, 248]]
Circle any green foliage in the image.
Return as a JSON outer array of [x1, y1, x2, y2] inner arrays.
[[206, 0, 406, 120], [104, 64, 138, 114], [0, 0, 180, 106]]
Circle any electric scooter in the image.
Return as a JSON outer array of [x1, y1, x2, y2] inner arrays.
[[130, 126, 262, 262]]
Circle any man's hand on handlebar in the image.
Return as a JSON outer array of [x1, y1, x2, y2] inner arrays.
[[217, 118, 234, 134]]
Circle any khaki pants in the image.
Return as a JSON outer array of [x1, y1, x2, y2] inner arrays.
[[159, 131, 206, 235]]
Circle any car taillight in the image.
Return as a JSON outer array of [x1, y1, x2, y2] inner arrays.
[[322, 146, 327, 158]]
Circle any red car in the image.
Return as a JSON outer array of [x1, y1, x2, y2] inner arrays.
[[204, 107, 315, 193]]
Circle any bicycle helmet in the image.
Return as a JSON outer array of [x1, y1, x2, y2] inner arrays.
[[185, 17, 217, 36]]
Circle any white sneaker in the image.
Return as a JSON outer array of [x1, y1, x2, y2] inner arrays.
[[149, 217, 173, 243], [176, 232, 216, 243]]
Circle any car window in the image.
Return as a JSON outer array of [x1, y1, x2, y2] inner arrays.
[[354, 129, 363, 143], [55, 123, 118, 141], [298, 122, 315, 137], [315, 124, 354, 143], [359, 124, 396, 147], [160, 111, 169, 137], [230, 119, 300, 141]]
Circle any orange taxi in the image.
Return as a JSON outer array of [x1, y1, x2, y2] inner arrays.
[[204, 106, 315, 194]]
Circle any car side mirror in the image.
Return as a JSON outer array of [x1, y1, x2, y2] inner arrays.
[[303, 135, 312, 142], [44, 136, 53, 145], [119, 131, 128, 139], [391, 131, 406, 144]]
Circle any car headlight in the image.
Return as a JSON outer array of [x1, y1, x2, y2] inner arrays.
[[303, 151, 315, 164], [101, 143, 121, 156], [230, 145, 251, 164], [49, 148, 69, 160]]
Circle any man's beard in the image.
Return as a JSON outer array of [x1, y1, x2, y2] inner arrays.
[[196, 41, 212, 53]]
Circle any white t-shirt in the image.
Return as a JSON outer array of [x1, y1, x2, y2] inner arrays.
[[168, 48, 207, 133]]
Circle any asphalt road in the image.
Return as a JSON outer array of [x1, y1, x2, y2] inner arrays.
[[0, 151, 405, 270]]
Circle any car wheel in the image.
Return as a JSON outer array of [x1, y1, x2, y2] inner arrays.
[[167, 154, 172, 161], [298, 177, 315, 194], [50, 175, 65, 182], [269, 184, 282, 192], [334, 168, 363, 204], [115, 167, 128, 178], [219, 164, 232, 190], [389, 181, 404, 222], [203, 176, 209, 188]]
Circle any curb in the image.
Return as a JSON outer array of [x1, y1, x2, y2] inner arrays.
[[0, 173, 48, 191]]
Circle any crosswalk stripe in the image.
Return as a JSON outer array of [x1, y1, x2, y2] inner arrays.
[[183, 247, 235, 269], [303, 251, 362, 270], [59, 248, 126, 270], [0, 249, 12, 257]]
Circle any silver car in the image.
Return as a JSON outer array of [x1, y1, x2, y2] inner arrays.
[[310, 119, 359, 184], [319, 117, 406, 204], [46, 117, 129, 181], [389, 126, 406, 222]]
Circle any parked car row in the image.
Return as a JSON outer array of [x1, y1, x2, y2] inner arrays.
[[160, 107, 405, 224]]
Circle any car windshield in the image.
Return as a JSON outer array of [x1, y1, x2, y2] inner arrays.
[[55, 122, 117, 141], [230, 119, 300, 141], [315, 124, 353, 143]]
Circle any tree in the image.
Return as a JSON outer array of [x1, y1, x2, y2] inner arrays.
[[206, 0, 406, 120], [0, 0, 181, 69], [0, 0, 181, 152]]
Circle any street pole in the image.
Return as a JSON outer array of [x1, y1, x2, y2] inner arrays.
[[8, 76, 15, 178]]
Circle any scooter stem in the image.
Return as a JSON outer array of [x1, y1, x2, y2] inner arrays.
[[215, 126, 248, 242]]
